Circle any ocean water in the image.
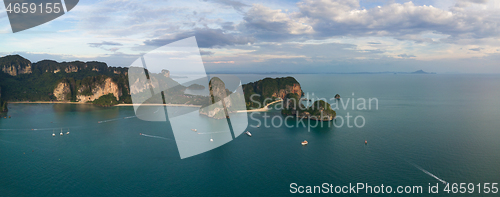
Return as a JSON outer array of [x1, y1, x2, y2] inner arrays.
[[1, 74, 500, 196]]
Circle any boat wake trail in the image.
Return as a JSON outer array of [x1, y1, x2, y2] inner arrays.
[[98, 115, 137, 123], [98, 108, 161, 123], [1, 126, 80, 131], [408, 161, 448, 185], [140, 133, 174, 141]]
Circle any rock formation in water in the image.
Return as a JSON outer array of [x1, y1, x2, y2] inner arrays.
[[199, 77, 231, 119], [282, 93, 336, 121], [242, 77, 303, 110]]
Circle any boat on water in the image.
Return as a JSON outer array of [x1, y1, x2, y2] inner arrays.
[[52, 130, 55, 137], [60, 129, 63, 136], [301, 140, 308, 145], [66, 128, 70, 135], [210, 138, 213, 142], [191, 129, 197, 132], [365, 140, 367, 144], [245, 131, 252, 137]]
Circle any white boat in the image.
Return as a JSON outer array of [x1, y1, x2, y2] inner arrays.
[[60, 129, 63, 136], [66, 128, 70, 135], [245, 131, 252, 137], [52, 130, 55, 137], [301, 140, 308, 145], [210, 138, 213, 142], [191, 129, 197, 132]]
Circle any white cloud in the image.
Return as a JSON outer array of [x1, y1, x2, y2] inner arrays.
[[240, 4, 313, 39]]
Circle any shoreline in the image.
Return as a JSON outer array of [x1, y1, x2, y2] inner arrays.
[[8, 101, 202, 107], [236, 99, 282, 113], [9, 101, 89, 104], [8, 100, 282, 111], [115, 104, 202, 107]]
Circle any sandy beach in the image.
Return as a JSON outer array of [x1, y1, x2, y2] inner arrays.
[[115, 104, 202, 107], [236, 99, 282, 113]]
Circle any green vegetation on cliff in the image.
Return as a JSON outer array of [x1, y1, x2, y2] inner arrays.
[[242, 77, 302, 109], [92, 94, 118, 107], [281, 93, 302, 116], [0, 87, 6, 112], [281, 93, 336, 121], [303, 100, 336, 119], [0, 55, 305, 113], [0, 98, 7, 112], [0, 55, 129, 102]]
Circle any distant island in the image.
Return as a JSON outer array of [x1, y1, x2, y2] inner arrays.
[[411, 70, 436, 74], [208, 70, 436, 75], [187, 84, 205, 90]]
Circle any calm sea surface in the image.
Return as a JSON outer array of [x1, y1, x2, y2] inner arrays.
[[1, 74, 500, 196]]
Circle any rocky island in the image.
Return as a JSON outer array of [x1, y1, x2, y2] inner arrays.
[[242, 76, 335, 121], [187, 84, 205, 90], [199, 77, 245, 119], [242, 77, 303, 110], [281, 93, 336, 121]]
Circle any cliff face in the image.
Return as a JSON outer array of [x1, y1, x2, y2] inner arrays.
[[199, 77, 231, 119], [64, 64, 79, 73], [242, 77, 303, 109], [272, 83, 302, 100], [53, 81, 72, 101], [0, 55, 32, 76], [76, 78, 122, 103], [0, 55, 130, 103]]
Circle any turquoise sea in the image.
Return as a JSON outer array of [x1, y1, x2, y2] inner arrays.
[[1, 74, 500, 196]]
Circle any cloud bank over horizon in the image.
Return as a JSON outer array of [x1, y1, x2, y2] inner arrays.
[[1, 0, 500, 73]]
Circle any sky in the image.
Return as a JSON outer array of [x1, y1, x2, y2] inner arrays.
[[1, 0, 500, 73]]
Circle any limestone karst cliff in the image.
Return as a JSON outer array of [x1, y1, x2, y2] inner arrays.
[[242, 77, 303, 110], [53, 76, 122, 103], [76, 77, 122, 103], [0, 55, 130, 103], [0, 55, 32, 76], [53, 81, 72, 101], [199, 77, 232, 119]]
